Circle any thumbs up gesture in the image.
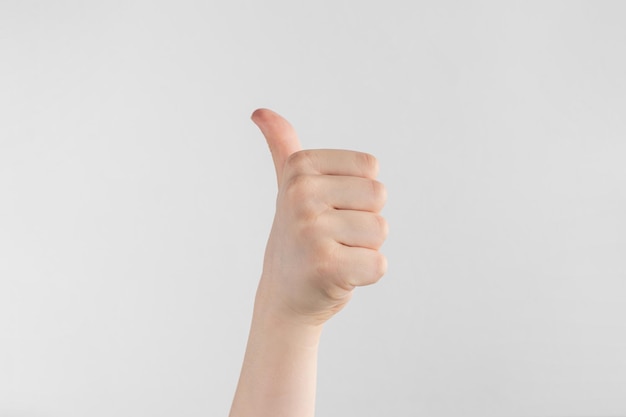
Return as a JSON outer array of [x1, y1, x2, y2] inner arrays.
[[251, 108, 388, 327]]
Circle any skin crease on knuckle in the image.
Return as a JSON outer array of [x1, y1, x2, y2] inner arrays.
[[295, 211, 328, 247], [310, 241, 344, 292], [363, 251, 387, 286], [358, 151, 379, 179], [285, 149, 315, 175], [285, 175, 331, 222], [376, 252, 388, 281], [374, 213, 389, 247], [371, 179, 387, 212]]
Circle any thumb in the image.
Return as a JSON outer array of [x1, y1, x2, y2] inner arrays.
[[251, 108, 302, 187]]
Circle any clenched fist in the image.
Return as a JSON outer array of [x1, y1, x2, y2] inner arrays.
[[251, 108, 388, 327]]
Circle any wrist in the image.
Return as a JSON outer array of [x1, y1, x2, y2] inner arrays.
[[252, 286, 324, 349]]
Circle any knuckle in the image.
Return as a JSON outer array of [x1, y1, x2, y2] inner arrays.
[[286, 150, 313, 172], [283, 174, 321, 216], [374, 214, 389, 240], [284, 174, 314, 200], [313, 243, 339, 279], [298, 220, 317, 241], [370, 180, 387, 208], [357, 152, 379, 178], [373, 252, 388, 281], [298, 213, 324, 240]]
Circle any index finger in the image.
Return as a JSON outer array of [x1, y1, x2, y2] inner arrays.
[[285, 149, 380, 180]]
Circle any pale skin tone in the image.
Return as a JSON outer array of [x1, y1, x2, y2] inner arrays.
[[228, 108, 388, 417]]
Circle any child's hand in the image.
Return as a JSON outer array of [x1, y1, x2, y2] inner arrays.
[[251, 109, 388, 327]]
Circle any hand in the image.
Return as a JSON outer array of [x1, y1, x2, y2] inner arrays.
[[251, 108, 389, 327]]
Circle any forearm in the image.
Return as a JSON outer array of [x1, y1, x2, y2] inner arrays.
[[228, 284, 324, 417]]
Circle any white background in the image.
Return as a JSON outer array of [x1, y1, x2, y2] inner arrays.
[[1, 2, 625, 416]]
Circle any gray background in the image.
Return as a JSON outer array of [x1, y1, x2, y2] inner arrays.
[[1, 1, 625, 416]]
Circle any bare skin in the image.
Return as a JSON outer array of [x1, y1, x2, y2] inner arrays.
[[228, 108, 388, 417]]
